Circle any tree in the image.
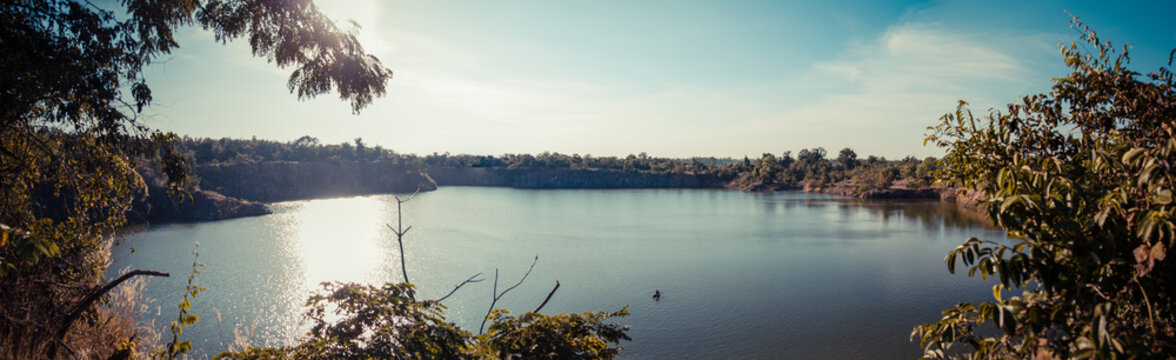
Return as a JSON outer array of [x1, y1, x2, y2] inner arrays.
[[214, 196, 630, 360], [214, 283, 631, 360], [913, 18, 1175, 358], [354, 137, 367, 160], [779, 151, 795, 169], [836, 147, 858, 170], [292, 135, 320, 148], [1, 0, 390, 357]]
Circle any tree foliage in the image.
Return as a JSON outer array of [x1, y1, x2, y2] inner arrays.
[[913, 19, 1176, 358], [0, 0, 390, 357], [213, 282, 631, 360], [216, 200, 630, 360]]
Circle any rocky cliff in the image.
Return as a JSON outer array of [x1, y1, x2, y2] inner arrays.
[[129, 164, 271, 224], [194, 161, 437, 202], [426, 167, 731, 189]]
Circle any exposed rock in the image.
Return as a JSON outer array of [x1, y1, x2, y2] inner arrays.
[[857, 187, 942, 199], [937, 187, 985, 207], [129, 186, 271, 224], [427, 167, 729, 189], [195, 161, 437, 202], [129, 164, 271, 224]]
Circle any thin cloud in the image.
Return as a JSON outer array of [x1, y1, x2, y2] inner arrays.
[[738, 22, 1063, 157]]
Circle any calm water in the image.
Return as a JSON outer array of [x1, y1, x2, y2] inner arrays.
[[109, 187, 1003, 359]]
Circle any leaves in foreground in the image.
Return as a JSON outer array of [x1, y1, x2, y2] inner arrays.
[[912, 16, 1176, 359], [214, 282, 630, 360]]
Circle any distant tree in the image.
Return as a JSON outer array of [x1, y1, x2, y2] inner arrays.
[[836, 148, 859, 170], [293, 135, 320, 147], [797, 147, 826, 166], [354, 137, 367, 160], [912, 157, 940, 187], [898, 156, 919, 179], [779, 151, 795, 169], [913, 20, 1176, 358], [864, 155, 884, 166]]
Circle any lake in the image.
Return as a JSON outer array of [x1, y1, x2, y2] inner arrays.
[[108, 187, 1004, 359]]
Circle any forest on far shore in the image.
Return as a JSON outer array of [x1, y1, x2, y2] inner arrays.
[[174, 136, 944, 194]]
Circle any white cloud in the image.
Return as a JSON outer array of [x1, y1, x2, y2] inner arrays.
[[146, 3, 1069, 159], [738, 22, 1063, 157], [350, 20, 1063, 158]]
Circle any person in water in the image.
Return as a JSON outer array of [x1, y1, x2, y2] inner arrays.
[[652, 289, 662, 301]]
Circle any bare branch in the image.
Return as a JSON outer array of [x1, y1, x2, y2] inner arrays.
[[500, 255, 538, 296], [532, 281, 560, 314], [387, 187, 420, 290], [479, 269, 499, 335], [480, 255, 539, 334], [434, 273, 484, 303], [392, 185, 422, 203], [56, 269, 169, 342]]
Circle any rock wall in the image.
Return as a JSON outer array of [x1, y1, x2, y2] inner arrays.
[[129, 163, 271, 224], [426, 167, 731, 189], [194, 161, 437, 202], [129, 186, 271, 224]]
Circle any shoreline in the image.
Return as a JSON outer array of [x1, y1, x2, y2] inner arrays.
[[134, 165, 976, 225]]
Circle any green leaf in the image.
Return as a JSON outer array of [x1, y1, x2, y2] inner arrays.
[[1155, 189, 1172, 205], [1097, 315, 1107, 347], [1122, 147, 1145, 165]]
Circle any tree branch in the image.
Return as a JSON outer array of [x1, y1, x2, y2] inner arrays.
[[434, 272, 484, 303], [56, 269, 169, 342], [387, 186, 421, 291], [480, 255, 539, 334], [532, 281, 560, 314], [479, 269, 499, 335], [500, 255, 538, 296], [392, 186, 422, 203]]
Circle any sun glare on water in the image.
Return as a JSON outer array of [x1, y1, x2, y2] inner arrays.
[[285, 196, 396, 287]]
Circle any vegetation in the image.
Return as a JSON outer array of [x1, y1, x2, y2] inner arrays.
[[214, 196, 631, 360], [913, 19, 1176, 358], [1, 2, 633, 358], [213, 282, 630, 360], [1, 0, 389, 357], [23, 1, 1158, 360], [729, 148, 941, 192], [171, 136, 942, 194]]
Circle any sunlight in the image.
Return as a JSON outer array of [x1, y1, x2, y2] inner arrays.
[[290, 197, 392, 287], [315, 0, 389, 53]]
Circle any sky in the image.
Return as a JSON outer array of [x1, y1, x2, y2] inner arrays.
[[141, 0, 1176, 159]]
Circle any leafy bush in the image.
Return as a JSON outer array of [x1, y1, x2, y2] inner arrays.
[[214, 283, 630, 360], [913, 18, 1176, 358]]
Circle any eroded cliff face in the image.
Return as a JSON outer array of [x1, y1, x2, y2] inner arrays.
[[426, 167, 731, 189], [129, 163, 271, 224], [194, 161, 437, 202], [129, 186, 271, 224], [129, 160, 967, 225]]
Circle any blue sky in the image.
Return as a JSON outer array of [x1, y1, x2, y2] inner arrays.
[[142, 0, 1176, 158]]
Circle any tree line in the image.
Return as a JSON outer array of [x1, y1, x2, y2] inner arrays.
[[173, 136, 944, 192], [5, 0, 1171, 357]]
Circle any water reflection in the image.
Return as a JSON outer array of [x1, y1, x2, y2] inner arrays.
[[289, 197, 389, 285], [110, 188, 1005, 359]]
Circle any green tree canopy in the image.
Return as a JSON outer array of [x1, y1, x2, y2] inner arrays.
[[914, 18, 1175, 358], [214, 282, 631, 360], [1, 0, 390, 357], [836, 147, 858, 170]]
